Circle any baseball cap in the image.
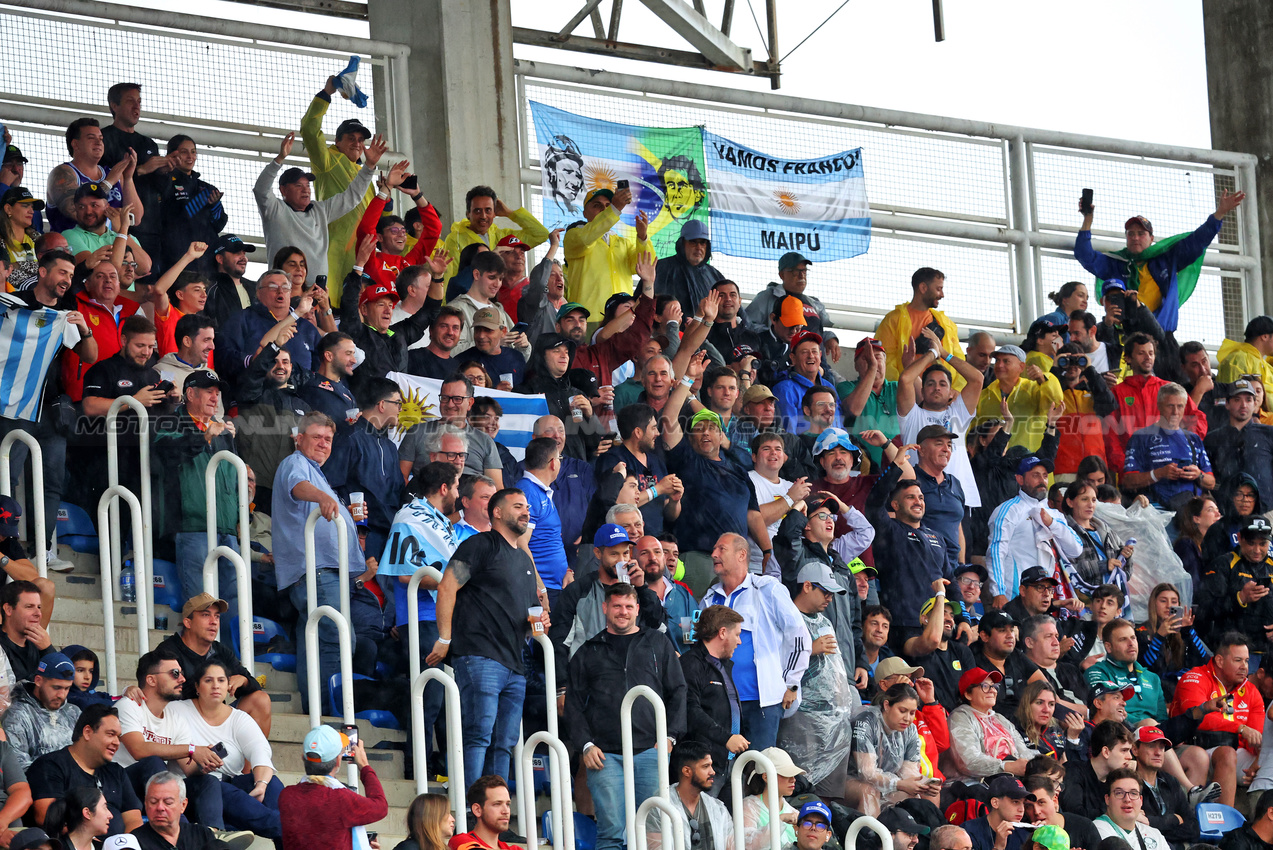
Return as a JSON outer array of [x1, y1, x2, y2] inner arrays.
[[955, 563, 989, 582], [690, 409, 723, 430], [789, 328, 823, 350], [1019, 565, 1060, 587], [0, 495, 20, 538], [1102, 278, 1128, 294], [876, 657, 923, 681], [812, 427, 859, 457], [12, 828, 61, 850], [1246, 315, 1273, 340], [2, 145, 27, 165], [978, 611, 1016, 632], [919, 595, 961, 618], [795, 563, 845, 594], [957, 666, 1003, 694], [987, 775, 1033, 800], [183, 368, 228, 393], [603, 292, 635, 318], [797, 801, 832, 825], [496, 234, 529, 252], [916, 423, 957, 443], [759, 747, 805, 777], [585, 188, 614, 205], [1125, 215, 1154, 235], [846, 557, 877, 578], [1135, 726, 1172, 747], [211, 234, 256, 255], [681, 220, 710, 242], [556, 302, 590, 322], [1016, 454, 1054, 476], [741, 384, 776, 406], [778, 251, 812, 272], [1028, 317, 1067, 337], [1, 186, 44, 211], [1230, 379, 1258, 397], [1031, 826, 1070, 850], [278, 167, 316, 187], [182, 591, 229, 620], [303, 724, 349, 763], [854, 337, 885, 357], [772, 294, 807, 327], [1242, 517, 1273, 539], [1090, 681, 1136, 701], [593, 523, 631, 549], [73, 182, 110, 202], [358, 281, 400, 308], [470, 306, 503, 331], [879, 807, 928, 837], [101, 837, 138, 850], [36, 652, 75, 681], [993, 344, 1027, 362], [729, 344, 757, 364], [335, 118, 371, 141]]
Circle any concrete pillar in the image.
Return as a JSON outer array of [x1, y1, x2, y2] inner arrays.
[[1203, 0, 1273, 314], [368, 0, 520, 224]]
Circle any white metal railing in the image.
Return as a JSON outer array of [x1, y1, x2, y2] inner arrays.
[[731, 751, 782, 850], [0, 429, 46, 577], [406, 565, 444, 686], [96, 485, 146, 694], [304, 604, 357, 787], [105, 398, 153, 616], [519, 731, 574, 850], [303, 507, 352, 642], [635, 796, 686, 850], [621, 685, 673, 850], [410, 667, 464, 820], [534, 633, 565, 848], [844, 816, 892, 850], [203, 450, 251, 666]]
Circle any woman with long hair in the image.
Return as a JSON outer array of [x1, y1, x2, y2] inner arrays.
[[741, 747, 803, 850], [1061, 480, 1131, 609], [1012, 680, 1087, 763], [1136, 583, 1211, 698], [1173, 496, 1222, 588], [44, 786, 110, 850], [851, 682, 925, 803], [1040, 281, 1088, 328], [392, 793, 454, 850], [947, 668, 1037, 781], [456, 359, 494, 390], [0, 190, 37, 265]]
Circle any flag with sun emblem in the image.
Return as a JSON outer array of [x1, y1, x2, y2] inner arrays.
[[703, 132, 870, 262], [530, 102, 708, 258], [387, 373, 550, 461]]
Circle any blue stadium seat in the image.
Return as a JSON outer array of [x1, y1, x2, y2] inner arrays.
[[151, 559, 183, 612], [56, 503, 97, 554], [541, 812, 597, 850], [328, 673, 401, 730], [227, 616, 296, 672], [1198, 803, 1245, 839]]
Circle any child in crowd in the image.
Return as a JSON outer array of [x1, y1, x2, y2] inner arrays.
[[62, 645, 116, 709]]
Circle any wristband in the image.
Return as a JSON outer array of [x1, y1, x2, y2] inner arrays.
[[649, 485, 659, 501], [1150, 470, 1158, 483], [935, 591, 946, 598], [693, 315, 705, 325], [353, 265, 364, 274], [114, 233, 127, 242], [944, 353, 955, 363], [432, 276, 445, 282], [377, 191, 390, 200], [680, 375, 695, 387], [254, 780, 268, 787], [782, 493, 793, 507], [188, 744, 196, 761], [437, 637, 451, 645]]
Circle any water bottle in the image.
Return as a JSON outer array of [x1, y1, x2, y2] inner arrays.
[[120, 560, 136, 603]]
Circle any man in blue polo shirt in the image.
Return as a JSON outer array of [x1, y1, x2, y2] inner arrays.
[[517, 436, 570, 607], [772, 328, 841, 433], [911, 423, 966, 567], [1121, 381, 1214, 508]]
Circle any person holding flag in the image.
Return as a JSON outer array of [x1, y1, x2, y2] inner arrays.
[[1073, 189, 1245, 334]]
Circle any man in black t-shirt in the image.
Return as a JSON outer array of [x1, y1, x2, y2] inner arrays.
[[101, 83, 167, 272], [427, 487, 549, 785], [903, 593, 976, 707], [28, 704, 142, 835], [974, 611, 1042, 717], [0, 578, 56, 684], [596, 403, 676, 537]]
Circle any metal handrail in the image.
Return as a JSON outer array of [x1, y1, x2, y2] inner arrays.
[[534, 633, 564, 846], [635, 796, 685, 850], [97, 484, 146, 693], [0, 429, 46, 576], [200, 545, 252, 672], [514, 726, 530, 837], [303, 506, 351, 634], [106, 396, 153, 618], [406, 564, 444, 686], [519, 731, 574, 850], [410, 667, 464, 820], [304, 604, 357, 787], [621, 685, 672, 850], [844, 816, 892, 850], [204, 450, 250, 656], [731, 750, 782, 850]]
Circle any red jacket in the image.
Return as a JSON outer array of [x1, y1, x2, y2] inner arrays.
[[62, 292, 140, 402], [1169, 661, 1264, 753], [355, 195, 442, 289], [279, 767, 388, 850], [573, 293, 656, 381], [916, 703, 949, 780], [1106, 373, 1207, 472]]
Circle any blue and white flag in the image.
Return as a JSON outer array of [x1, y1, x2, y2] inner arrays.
[[703, 132, 870, 262], [386, 372, 550, 461], [0, 294, 77, 422]]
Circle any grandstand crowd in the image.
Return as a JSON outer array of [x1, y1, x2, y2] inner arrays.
[[3, 73, 1273, 850]]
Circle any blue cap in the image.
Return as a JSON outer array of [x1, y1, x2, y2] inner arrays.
[[593, 523, 631, 548], [798, 801, 832, 824], [1016, 454, 1054, 476], [1102, 278, 1127, 293], [302, 725, 348, 763], [36, 652, 75, 681], [812, 427, 859, 457], [680, 220, 710, 242]]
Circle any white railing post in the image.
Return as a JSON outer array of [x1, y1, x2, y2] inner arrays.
[[844, 816, 892, 850], [731, 751, 782, 850], [0, 429, 46, 576], [96, 484, 147, 693], [534, 633, 564, 847], [635, 796, 686, 850], [200, 546, 253, 674], [106, 396, 153, 619], [304, 604, 357, 786], [303, 506, 351, 629], [203, 450, 251, 665], [519, 731, 573, 850], [411, 667, 464, 819], [406, 565, 444, 686], [621, 685, 672, 850], [514, 726, 530, 836]]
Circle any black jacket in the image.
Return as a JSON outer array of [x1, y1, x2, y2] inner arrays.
[[520, 333, 599, 460], [565, 627, 686, 754], [157, 169, 228, 271], [1205, 422, 1273, 512], [548, 570, 666, 684], [866, 462, 950, 629], [1220, 825, 1273, 850], [206, 272, 257, 329], [967, 428, 1059, 557], [337, 271, 438, 394], [1058, 759, 1105, 820], [231, 342, 312, 491], [1140, 770, 1199, 850], [654, 235, 725, 317], [679, 642, 738, 779]]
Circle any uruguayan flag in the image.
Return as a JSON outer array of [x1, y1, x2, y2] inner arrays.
[[703, 132, 871, 262], [386, 372, 549, 460], [0, 294, 77, 422]]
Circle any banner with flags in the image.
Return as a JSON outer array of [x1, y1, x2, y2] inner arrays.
[[702, 131, 870, 262], [529, 101, 708, 258], [386, 373, 549, 460]]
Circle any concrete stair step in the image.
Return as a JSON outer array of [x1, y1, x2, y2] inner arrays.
[[272, 770, 436, 808], [267, 713, 407, 747]]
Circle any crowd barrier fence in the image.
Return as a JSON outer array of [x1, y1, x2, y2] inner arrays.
[[97, 484, 146, 694], [204, 450, 253, 667], [0, 430, 46, 577], [731, 750, 782, 850]]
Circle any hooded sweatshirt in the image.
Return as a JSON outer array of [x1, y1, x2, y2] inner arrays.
[[62, 645, 114, 710], [654, 233, 725, 317], [519, 333, 596, 459], [2, 680, 82, 770]]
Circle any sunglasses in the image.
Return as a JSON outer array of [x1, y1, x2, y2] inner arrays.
[[800, 821, 829, 832]]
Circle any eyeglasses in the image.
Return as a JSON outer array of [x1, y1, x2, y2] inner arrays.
[[383, 226, 407, 235], [1111, 788, 1141, 801], [1235, 492, 1257, 502], [437, 451, 467, 462], [159, 668, 183, 680], [977, 682, 1000, 693], [439, 394, 470, 406], [120, 261, 139, 269], [811, 511, 834, 521], [383, 399, 403, 407], [263, 282, 293, 292], [958, 577, 983, 588], [800, 822, 829, 832]]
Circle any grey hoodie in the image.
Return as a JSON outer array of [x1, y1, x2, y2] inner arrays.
[[1, 680, 81, 770]]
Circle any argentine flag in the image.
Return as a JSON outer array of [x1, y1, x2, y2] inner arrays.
[[0, 294, 77, 422], [704, 131, 871, 262], [386, 373, 549, 461]]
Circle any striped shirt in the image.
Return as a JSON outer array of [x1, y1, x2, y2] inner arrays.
[[0, 294, 78, 421]]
